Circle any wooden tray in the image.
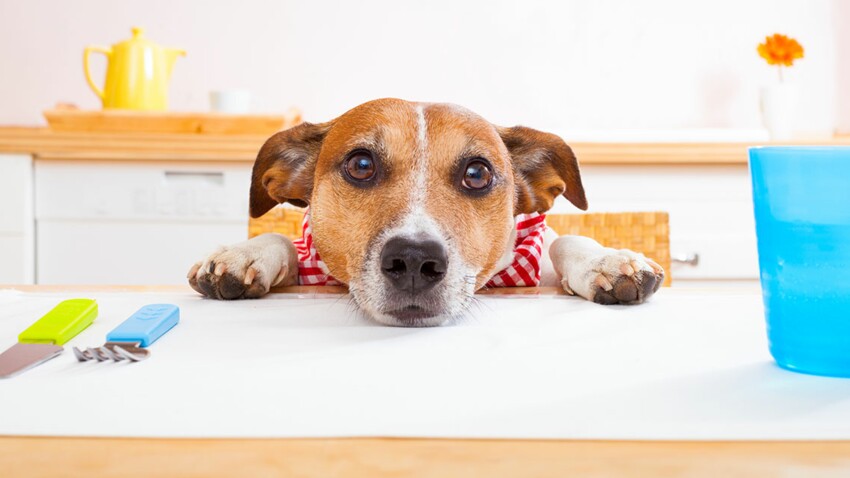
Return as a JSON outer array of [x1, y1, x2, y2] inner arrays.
[[43, 108, 302, 135]]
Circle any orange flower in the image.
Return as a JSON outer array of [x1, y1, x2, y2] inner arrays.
[[758, 34, 804, 67]]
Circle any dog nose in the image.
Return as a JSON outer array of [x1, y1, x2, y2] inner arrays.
[[380, 237, 448, 293]]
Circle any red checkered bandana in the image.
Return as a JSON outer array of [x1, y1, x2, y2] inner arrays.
[[483, 212, 547, 288], [292, 209, 344, 286], [293, 209, 546, 287]]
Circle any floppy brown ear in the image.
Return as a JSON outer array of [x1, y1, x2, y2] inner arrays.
[[249, 121, 333, 218], [499, 126, 588, 214]]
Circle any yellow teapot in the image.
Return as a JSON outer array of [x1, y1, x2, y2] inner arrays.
[[84, 27, 185, 111]]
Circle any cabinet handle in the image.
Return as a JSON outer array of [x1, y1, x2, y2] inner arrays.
[[164, 171, 225, 185], [671, 252, 700, 266]]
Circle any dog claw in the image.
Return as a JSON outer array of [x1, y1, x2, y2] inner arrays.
[[244, 266, 257, 285], [594, 275, 614, 291], [214, 262, 226, 276], [646, 258, 664, 275], [619, 263, 635, 276], [187, 263, 201, 279]]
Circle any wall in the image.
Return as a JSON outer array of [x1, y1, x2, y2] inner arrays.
[[0, 0, 842, 137], [835, 0, 850, 134]]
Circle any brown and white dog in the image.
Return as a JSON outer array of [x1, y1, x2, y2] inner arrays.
[[188, 98, 664, 326]]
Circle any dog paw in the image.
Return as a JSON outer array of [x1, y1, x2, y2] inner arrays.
[[188, 235, 295, 300], [587, 251, 664, 305], [562, 250, 665, 305]]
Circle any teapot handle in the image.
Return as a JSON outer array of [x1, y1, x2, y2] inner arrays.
[[83, 45, 111, 101]]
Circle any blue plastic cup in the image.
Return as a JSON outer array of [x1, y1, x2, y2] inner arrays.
[[749, 146, 850, 378]]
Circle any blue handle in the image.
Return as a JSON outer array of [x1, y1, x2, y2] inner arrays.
[[106, 304, 179, 348]]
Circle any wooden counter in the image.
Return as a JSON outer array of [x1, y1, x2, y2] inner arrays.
[[3, 127, 849, 165], [3, 437, 849, 478], [0, 127, 263, 162]]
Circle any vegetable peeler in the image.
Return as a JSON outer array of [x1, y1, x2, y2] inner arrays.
[[73, 304, 179, 362], [0, 299, 98, 378]]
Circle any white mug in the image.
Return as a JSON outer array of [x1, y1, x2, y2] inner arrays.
[[210, 89, 252, 114]]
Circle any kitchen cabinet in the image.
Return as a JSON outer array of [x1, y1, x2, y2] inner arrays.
[[4, 127, 844, 285], [0, 154, 34, 284], [31, 161, 757, 284], [34, 160, 251, 284], [554, 164, 759, 279]]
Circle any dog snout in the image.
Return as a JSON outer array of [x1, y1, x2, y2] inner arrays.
[[380, 237, 448, 293]]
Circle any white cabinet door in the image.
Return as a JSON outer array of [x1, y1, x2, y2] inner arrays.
[[547, 164, 759, 280], [0, 154, 33, 284], [35, 161, 252, 285], [36, 220, 248, 285]]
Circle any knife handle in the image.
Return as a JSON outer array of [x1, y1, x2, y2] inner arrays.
[[18, 299, 98, 346], [106, 304, 179, 348]]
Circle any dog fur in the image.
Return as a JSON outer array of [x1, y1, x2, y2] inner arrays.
[[188, 98, 664, 326]]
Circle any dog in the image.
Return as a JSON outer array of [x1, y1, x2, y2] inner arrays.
[[188, 98, 665, 327]]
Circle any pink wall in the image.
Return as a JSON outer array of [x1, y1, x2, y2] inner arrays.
[[835, 0, 850, 134], [0, 0, 843, 137]]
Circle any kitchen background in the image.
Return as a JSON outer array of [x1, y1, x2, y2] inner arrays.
[[1, 0, 848, 135], [0, 0, 848, 286]]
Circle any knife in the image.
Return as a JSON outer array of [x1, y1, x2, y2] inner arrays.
[[0, 298, 98, 378]]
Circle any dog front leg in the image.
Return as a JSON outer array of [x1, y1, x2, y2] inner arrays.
[[187, 233, 298, 300], [549, 235, 665, 305]]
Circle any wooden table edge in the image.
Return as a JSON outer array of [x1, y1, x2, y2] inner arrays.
[[1, 436, 849, 477]]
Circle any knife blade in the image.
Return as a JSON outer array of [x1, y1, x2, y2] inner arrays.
[[0, 298, 98, 378]]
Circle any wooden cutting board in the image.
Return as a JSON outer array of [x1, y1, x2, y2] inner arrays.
[[43, 108, 302, 135]]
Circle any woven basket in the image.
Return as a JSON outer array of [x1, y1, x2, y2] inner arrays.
[[248, 207, 305, 240], [249, 208, 671, 286], [544, 211, 671, 286]]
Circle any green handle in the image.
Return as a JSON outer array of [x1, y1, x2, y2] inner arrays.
[[18, 299, 98, 346]]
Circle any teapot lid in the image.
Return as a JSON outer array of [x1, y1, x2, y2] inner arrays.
[[114, 26, 156, 49], [112, 26, 185, 58]]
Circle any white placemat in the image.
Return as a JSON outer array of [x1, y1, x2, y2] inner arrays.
[[0, 288, 848, 439]]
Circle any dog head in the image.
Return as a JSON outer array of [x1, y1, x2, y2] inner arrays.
[[250, 99, 586, 326]]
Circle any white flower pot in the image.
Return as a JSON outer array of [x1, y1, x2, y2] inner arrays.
[[760, 84, 798, 141]]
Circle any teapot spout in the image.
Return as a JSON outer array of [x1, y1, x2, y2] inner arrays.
[[164, 48, 186, 77]]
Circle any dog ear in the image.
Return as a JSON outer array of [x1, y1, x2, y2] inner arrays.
[[249, 121, 333, 218], [499, 126, 588, 214]]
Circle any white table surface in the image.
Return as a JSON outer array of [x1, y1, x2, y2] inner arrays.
[[0, 286, 848, 440]]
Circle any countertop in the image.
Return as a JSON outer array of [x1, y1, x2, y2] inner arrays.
[[1, 284, 848, 477], [2, 127, 849, 165]]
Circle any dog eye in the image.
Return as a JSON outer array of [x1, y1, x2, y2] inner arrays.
[[462, 160, 493, 190], [344, 151, 376, 182]]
